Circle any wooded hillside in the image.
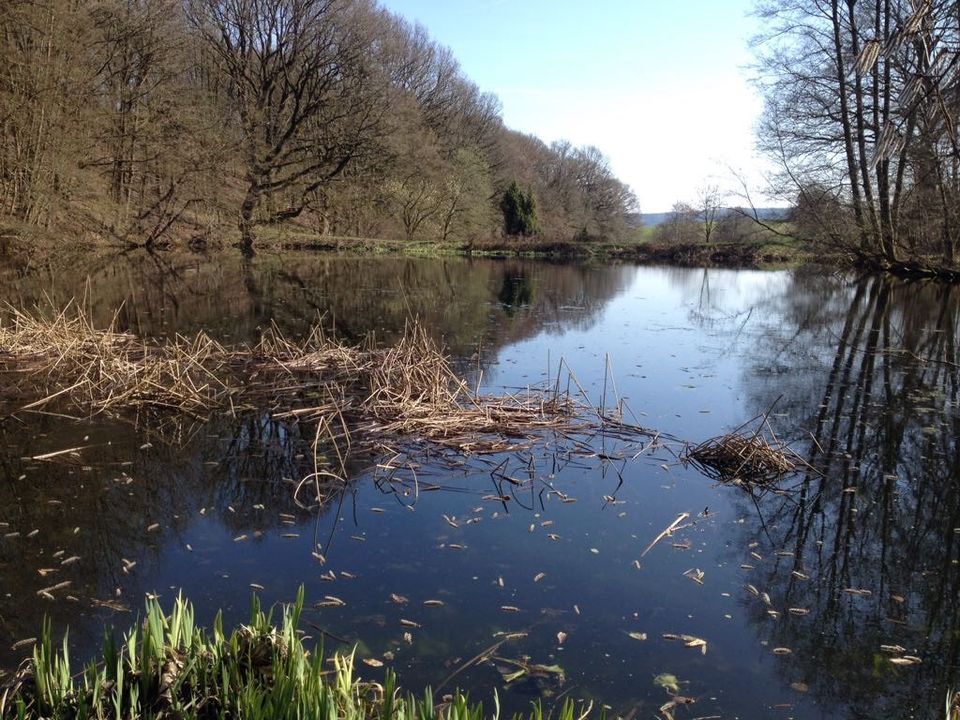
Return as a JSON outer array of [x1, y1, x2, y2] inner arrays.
[[0, 0, 638, 252]]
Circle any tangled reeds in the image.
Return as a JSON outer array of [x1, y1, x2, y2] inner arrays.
[[0, 304, 606, 489], [2, 304, 808, 499], [0, 589, 594, 720], [684, 416, 803, 488], [0, 304, 229, 418]]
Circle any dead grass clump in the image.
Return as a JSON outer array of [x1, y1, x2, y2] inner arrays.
[[267, 320, 586, 453], [0, 303, 229, 417], [685, 429, 799, 487]]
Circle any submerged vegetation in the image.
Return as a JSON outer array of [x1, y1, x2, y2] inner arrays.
[[0, 590, 594, 720]]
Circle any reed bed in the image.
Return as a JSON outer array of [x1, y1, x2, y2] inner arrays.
[[0, 305, 600, 475], [0, 589, 593, 720], [0, 304, 229, 418]]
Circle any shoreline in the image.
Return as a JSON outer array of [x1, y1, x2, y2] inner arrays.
[[12, 224, 960, 279]]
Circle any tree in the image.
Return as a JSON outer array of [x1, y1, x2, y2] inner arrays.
[[696, 184, 722, 244], [500, 181, 537, 237], [0, 0, 638, 250], [755, 0, 960, 269], [437, 147, 495, 241], [656, 202, 698, 244], [0, 0, 90, 226], [186, 0, 383, 253]]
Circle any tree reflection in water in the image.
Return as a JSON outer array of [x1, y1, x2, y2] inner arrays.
[[737, 274, 960, 718]]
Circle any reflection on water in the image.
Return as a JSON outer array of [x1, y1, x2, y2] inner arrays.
[[0, 252, 633, 354], [733, 274, 960, 718], [1, 255, 959, 718]]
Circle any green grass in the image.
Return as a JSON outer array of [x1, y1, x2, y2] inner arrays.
[[0, 589, 596, 720]]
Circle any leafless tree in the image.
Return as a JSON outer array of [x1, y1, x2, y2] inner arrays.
[[755, 0, 960, 270], [186, 0, 384, 252], [696, 183, 722, 244]]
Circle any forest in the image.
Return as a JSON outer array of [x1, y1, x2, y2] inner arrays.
[[0, 0, 638, 253]]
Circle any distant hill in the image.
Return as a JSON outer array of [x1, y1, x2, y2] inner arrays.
[[634, 207, 791, 227]]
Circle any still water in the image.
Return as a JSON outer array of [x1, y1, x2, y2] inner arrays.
[[1, 252, 958, 719]]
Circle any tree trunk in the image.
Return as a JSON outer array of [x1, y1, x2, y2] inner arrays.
[[831, 0, 867, 249], [845, 0, 886, 258]]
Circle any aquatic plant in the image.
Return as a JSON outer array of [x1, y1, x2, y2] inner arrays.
[[0, 589, 595, 720]]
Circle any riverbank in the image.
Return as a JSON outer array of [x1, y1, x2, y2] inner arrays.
[[0, 220, 809, 270], [245, 229, 810, 269]]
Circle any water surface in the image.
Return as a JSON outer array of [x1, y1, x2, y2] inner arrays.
[[0, 253, 957, 719]]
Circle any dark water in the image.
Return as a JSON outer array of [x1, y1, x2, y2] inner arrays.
[[0, 252, 958, 719]]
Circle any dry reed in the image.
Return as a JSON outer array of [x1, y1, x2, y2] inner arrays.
[[685, 427, 800, 486], [0, 303, 229, 417], [0, 305, 600, 476]]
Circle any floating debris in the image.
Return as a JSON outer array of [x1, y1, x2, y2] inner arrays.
[[889, 656, 922, 666], [662, 633, 707, 655], [641, 513, 690, 558], [36, 581, 71, 597], [10, 637, 37, 651], [653, 673, 681, 694], [494, 656, 565, 687], [684, 413, 804, 487]]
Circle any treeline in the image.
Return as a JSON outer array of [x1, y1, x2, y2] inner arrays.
[[0, 0, 637, 252], [652, 205, 777, 246], [756, 0, 960, 272]]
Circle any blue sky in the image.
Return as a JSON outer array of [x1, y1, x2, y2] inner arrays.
[[378, 0, 772, 213]]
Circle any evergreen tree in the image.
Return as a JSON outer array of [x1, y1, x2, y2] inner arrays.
[[500, 181, 538, 236]]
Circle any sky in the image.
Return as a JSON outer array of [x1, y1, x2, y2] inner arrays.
[[377, 0, 775, 213]]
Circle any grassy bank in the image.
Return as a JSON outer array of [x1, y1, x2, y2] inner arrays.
[[0, 590, 593, 720], [0, 221, 809, 270], [246, 228, 810, 269]]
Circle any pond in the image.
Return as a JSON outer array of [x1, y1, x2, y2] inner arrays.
[[0, 251, 957, 719]]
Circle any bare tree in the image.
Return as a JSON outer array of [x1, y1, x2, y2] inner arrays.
[[657, 202, 698, 244], [696, 183, 722, 244], [186, 0, 383, 253], [755, 0, 960, 270]]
